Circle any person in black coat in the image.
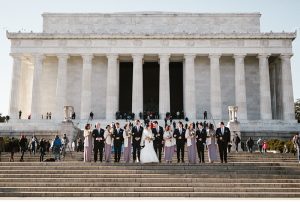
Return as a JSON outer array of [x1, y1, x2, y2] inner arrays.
[[152, 121, 164, 162], [19, 135, 28, 162], [173, 121, 186, 163], [131, 120, 143, 162], [216, 122, 231, 163], [112, 122, 124, 162], [196, 122, 207, 163], [92, 123, 105, 162]]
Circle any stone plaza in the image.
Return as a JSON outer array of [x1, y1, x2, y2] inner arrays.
[[1, 12, 300, 139]]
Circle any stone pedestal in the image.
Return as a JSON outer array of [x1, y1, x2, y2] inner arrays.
[[64, 106, 74, 121], [60, 120, 81, 151], [227, 106, 242, 151]]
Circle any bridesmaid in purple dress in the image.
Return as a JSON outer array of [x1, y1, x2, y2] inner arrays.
[[163, 125, 173, 163], [83, 124, 92, 162], [185, 123, 197, 164], [207, 123, 218, 163], [123, 123, 132, 163]]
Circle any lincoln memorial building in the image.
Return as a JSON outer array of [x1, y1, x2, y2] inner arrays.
[[5, 12, 299, 136]]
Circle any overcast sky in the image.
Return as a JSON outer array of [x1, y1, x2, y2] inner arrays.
[[0, 0, 299, 115]]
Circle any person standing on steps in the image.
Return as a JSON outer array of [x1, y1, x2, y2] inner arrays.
[[206, 123, 218, 163], [257, 137, 263, 153], [83, 124, 92, 162], [216, 122, 231, 163], [104, 125, 113, 163], [112, 122, 124, 163], [92, 123, 105, 162], [19, 135, 27, 162], [233, 134, 241, 152], [185, 123, 197, 164], [173, 121, 186, 163], [131, 120, 143, 163], [152, 121, 164, 163], [196, 122, 207, 163], [246, 137, 254, 153], [123, 123, 132, 163]]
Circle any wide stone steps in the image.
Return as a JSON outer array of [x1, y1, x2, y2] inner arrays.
[[1, 155, 299, 197], [1, 152, 297, 163]]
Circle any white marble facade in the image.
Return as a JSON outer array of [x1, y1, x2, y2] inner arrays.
[[7, 12, 297, 123]]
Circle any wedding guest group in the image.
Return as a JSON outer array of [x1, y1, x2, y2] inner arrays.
[[81, 119, 232, 164]]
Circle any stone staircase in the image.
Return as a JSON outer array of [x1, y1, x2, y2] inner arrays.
[[0, 151, 299, 197]]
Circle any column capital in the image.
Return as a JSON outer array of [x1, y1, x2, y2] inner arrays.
[[81, 54, 94, 64], [9, 53, 23, 59], [132, 53, 144, 60], [106, 53, 119, 60], [257, 53, 270, 60], [184, 53, 196, 59], [209, 53, 221, 59], [33, 54, 45, 64], [159, 54, 171, 59], [280, 53, 293, 60], [57, 54, 69, 61], [233, 54, 246, 59]]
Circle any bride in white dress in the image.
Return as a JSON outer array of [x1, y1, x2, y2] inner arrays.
[[140, 123, 159, 164]]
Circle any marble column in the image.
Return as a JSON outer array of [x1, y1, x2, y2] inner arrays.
[[31, 54, 44, 120], [209, 54, 222, 120], [55, 54, 69, 121], [106, 54, 119, 120], [184, 54, 196, 120], [132, 54, 144, 119], [258, 54, 272, 120], [80, 54, 93, 120], [234, 54, 248, 120], [159, 54, 170, 119], [9, 54, 22, 120], [280, 54, 295, 120]]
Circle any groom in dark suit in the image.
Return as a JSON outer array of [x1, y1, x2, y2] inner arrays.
[[216, 122, 231, 163], [152, 121, 164, 162], [131, 120, 143, 162], [173, 121, 186, 163], [112, 122, 124, 163], [92, 123, 105, 162]]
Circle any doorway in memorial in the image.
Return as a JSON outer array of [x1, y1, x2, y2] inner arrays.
[[143, 62, 159, 119], [169, 62, 184, 119], [119, 62, 133, 117]]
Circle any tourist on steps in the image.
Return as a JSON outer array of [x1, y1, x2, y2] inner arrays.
[[19, 135, 28, 162], [51, 135, 62, 161], [293, 134, 300, 163]]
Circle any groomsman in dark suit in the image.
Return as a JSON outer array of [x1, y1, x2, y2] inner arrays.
[[92, 123, 105, 162], [216, 122, 231, 163], [152, 121, 164, 162], [173, 121, 186, 163], [196, 122, 207, 163], [131, 120, 143, 162], [112, 122, 124, 162]]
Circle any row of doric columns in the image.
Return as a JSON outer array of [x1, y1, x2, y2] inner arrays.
[[9, 53, 295, 121]]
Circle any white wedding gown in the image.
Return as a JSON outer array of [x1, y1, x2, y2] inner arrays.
[[140, 129, 159, 164]]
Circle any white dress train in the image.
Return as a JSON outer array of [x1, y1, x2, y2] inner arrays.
[[140, 129, 159, 164]]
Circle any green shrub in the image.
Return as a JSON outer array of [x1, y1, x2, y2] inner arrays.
[[267, 139, 296, 153]]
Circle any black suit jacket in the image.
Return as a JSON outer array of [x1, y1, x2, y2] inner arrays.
[[196, 128, 207, 144], [216, 127, 231, 144], [173, 128, 186, 145], [132, 126, 143, 145], [113, 128, 124, 146], [152, 126, 164, 146], [92, 128, 105, 144]]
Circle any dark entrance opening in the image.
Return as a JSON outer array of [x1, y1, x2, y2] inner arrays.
[[119, 62, 133, 117], [143, 62, 159, 119], [169, 62, 184, 119]]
